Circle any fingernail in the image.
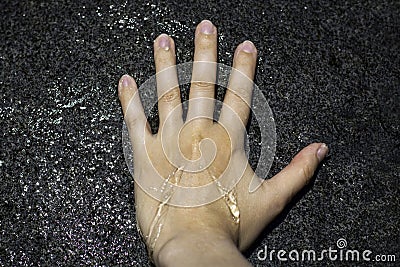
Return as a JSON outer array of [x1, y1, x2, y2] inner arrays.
[[158, 34, 170, 50], [121, 75, 130, 88], [199, 20, 215, 34], [241, 40, 256, 53], [317, 143, 329, 161]]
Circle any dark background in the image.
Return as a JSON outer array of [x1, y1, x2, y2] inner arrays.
[[1, 0, 398, 266]]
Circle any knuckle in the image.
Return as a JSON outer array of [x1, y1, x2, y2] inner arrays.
[[236, 51, 256, 63], [155, 50, 174, 65], [196, 36, 216, 49], [156, 55, 173, 66], [229, 86, 252, 100], [161, 88, 180, 102], [191, 81, 214, 91], [126, 115, 139, 129], [301, 160, 315, 182]]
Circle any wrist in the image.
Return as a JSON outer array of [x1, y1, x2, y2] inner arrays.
[[154, 230, 251, 267]]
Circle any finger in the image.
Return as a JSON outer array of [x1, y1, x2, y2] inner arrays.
[[263, 143, 329, 215], [118, 74, 151, 149], [186, 20, 217, 123], [154, 34, 183, 132], [219, 41, 257, 128]]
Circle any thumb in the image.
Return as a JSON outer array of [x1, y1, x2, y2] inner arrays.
[[238, 143, 328, 250], [264, 142, 329, 211]]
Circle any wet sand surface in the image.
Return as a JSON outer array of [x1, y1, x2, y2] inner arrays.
[[1, 1, 398, 266]]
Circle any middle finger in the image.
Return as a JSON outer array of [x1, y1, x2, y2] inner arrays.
[[186, 20, 218, 123]]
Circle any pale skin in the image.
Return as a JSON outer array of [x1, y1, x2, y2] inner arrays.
[[118, 20, 328, 266]]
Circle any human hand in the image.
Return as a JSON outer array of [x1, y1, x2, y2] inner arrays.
[[118, 20, 328, 266]]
